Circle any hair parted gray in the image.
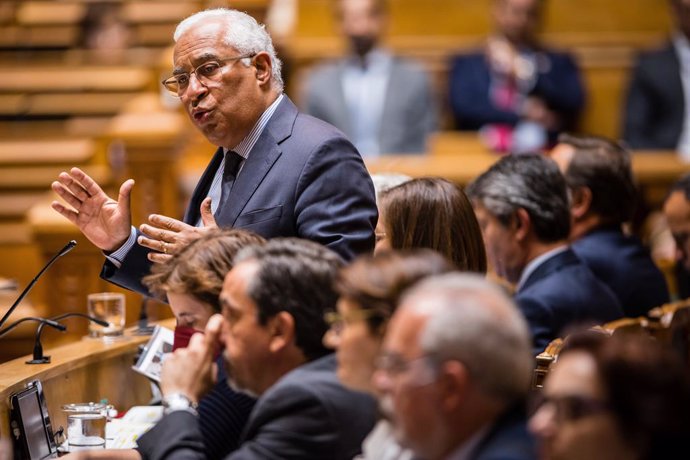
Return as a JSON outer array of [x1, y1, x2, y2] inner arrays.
[[173, 8, 284, 91], [466, 154, 571, 242], [402, 273, 533, 402]]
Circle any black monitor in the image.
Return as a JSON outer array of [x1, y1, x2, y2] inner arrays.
[[9, 380, 58, 459]]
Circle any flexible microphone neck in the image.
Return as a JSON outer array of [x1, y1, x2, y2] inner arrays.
[[0, 240, 77, 329], [50, 312, 109, 327], [0, 317, 66, 339]]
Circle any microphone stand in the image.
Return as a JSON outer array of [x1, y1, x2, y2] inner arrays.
[[26, 313, 109, 365], [133, 297, 155, 335], [0, 317, 66, 338], [0, 240, 77, 329]]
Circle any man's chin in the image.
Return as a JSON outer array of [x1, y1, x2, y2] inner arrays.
[[226, 377, 258, 398]]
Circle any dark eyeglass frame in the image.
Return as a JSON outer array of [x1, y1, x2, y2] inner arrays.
[[161, 54, 255, 96]]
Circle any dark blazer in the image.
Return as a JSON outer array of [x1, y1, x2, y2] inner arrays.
[[515, 248, 624, 355], [136, 354, 378, 460], [623, 42, 684, 150], [451, 404, 536, 460], [572, 226, 669, 318], [101, 97, 378, 295], [302, 56, 437, 154], [448, 49, 585, 131]]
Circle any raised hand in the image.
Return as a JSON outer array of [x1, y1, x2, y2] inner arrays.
[[51, 167, 134, 252], [138, 197, 219, 263]]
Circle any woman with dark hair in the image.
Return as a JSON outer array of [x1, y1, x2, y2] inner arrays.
[[324, 249, 454, 460], [529, 330, 690, 460], [376, 177, 487, 273]]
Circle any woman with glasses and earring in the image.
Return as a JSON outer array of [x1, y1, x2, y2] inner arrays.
[[529, 330, 690, 460], [323, 249, 453, 460]]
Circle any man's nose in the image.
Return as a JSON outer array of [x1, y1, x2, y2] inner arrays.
[[186, 73, 208, 100], [322, 328, 340, 349]]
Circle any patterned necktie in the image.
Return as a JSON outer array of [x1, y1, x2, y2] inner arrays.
[[216, 150, 243, 217]]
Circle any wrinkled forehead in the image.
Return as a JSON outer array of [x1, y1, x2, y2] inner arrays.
[[173, 18, 235, 64]]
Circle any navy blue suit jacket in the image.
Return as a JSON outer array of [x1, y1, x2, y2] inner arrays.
[[623, 42, 684, 150], [515, 248, 624, 354], [137, 354, 377, 460], [102, 97, 378, 295], [448, 49, 585, 131], [572, 226, 669, 318], [460, 404, 536, 460]]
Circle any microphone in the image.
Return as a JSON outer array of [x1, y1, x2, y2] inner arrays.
[[26, 313, 109, 365], [0, 317, 66, 338], [133, 297, 155, 335], [0, 240, 77, 329]]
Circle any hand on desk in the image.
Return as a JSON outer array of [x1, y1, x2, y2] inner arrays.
[[51, 168, 134, 252], [160, 313, 222, 403], [138, 197, 219, 264]]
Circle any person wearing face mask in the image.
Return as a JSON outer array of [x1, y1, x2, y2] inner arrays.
[[62, 229, 266, 460], [301, 0, 437, 156]]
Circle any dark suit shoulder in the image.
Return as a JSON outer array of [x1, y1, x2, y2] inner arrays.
[[474, 404, 537, 460]]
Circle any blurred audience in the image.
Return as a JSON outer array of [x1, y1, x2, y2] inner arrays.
[[78, 2, 131, 63], [551, 134, 669, 316], [376, 178, 487, 272], [623, 0, 690, 156], [467, 154, 623, 354], [374, 273, 537, 460], [663, 173, 690, 299], [324, 249, 454, 460], [530, 330, 690, 460], [301, 0, 437, 156], [137, 238, 377, 459], [449, 0, 585, 153]]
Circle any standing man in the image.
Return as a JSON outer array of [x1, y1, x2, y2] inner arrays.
[[466, 154, 622, 354], [449, 0, 584, 153], [551, 133, 669, 317], [51, 9, 378, 295], [374, 273, 537, 460], [301, 0, 437, 156]]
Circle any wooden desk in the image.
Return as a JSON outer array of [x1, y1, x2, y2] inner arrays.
[[0, 319, 175, 440]]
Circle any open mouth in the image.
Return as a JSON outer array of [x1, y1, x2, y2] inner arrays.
[[192, 109, 211, 122]]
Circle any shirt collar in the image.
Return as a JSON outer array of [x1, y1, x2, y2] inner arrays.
[[223, 93, 284, 159], [444, 423, 492, 460], [516, 245, 569, 291]]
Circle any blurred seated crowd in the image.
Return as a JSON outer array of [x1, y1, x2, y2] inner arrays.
[[6, 0, 690, 459]]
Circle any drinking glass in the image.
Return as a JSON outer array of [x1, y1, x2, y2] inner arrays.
[[87, 292, 125, 340], [63, 402, 108, 450]]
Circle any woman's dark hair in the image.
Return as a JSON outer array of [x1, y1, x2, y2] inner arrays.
[[379, 177, 487, 273]]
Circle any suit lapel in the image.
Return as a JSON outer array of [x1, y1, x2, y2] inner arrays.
[[519, 249, 579, 293], [333, 61, 352, 136], [215, 96, 297, 225], [183, 147, 224, 224]]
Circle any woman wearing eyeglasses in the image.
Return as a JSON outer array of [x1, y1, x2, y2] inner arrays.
[[529, 330, 690, 460], [323, 249, 453, 460]]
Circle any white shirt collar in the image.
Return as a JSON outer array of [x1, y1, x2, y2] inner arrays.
[[516, 245, 569, 291]]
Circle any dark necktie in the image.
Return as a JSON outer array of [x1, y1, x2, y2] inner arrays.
[[216, 150, 243, 217]]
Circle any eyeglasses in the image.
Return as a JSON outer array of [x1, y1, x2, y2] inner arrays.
[[374, 352, 436, 377], [531, 393, 610, 423], [162, 54, 255, 96], [375, 231, 387, 244], [324, 309, 380, 336]]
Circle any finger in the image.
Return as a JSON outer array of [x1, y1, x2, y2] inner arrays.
[[70, 167, 108, 199], [51, 181, 84, 210], [55, 172, 90, 202], [200, 197, 217, 227], [147, 252, 173, 264], [140, 224, 170, 242], [149, 214, 185, 232], [137, 235, 168, 252], [203, 314, 224, 360], [51, 201, 79, 225], [117, 179, 135, 217]]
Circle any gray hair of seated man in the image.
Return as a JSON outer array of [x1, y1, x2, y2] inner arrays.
[[173, 8, 284, 92], [402, 273, 533, 403]]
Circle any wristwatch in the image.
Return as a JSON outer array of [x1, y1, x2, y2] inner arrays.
[[162, 393, 198, 416]]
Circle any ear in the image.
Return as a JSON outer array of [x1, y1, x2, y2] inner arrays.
[[267, 311, 295, 353], [437, 360, 470, 412], [570, 186, 592, 220], [513, 208, 531, 242], [252, 52, 273, 87]]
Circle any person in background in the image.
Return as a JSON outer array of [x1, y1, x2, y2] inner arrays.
[[623, 0, 690, 156], [374, 273, 537, 460], [449, 0, 584, 153], [324, 249, 454, 459], [529, 330, 690, 460], [376, 178, 487, 273], [51, 8, 378, 299], [136, 238, 377, 459], [663, 173, 690, 299], [550, 133, 669, 317], [64, 229, 264, 460], [467, 154, 623, 354], [301, 0, 437, 156]]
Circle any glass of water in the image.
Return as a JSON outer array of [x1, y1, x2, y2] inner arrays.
[[87, 292, 126, 340], [63, 403, 108, 450]]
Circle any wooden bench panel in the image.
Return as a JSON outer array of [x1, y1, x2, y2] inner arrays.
[[2, 66, 152, 93]]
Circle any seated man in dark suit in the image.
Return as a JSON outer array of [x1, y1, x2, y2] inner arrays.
[[623, 0, 689, 154], [663, 173, 690, 300], [448, 0, 584, 153], [136, 238, 377, 459], [551, 134, 669, 317], [375, 273, 537, 460], [467, 154, 623, 354]]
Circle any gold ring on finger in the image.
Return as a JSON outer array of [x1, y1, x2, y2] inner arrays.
[[161, 241, 168, 254]]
